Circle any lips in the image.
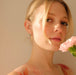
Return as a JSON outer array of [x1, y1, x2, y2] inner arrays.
[[49, 37, 61, 42]]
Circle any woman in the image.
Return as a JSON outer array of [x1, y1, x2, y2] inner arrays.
[[8, 0, 74, 75]]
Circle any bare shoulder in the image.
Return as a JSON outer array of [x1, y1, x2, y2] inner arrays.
[[58, 64, 73, 75], [8, 71, 19, 75], [8, 64, 29, 75]]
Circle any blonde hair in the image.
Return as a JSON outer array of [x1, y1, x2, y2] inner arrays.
[[25, 0, 73, 39]]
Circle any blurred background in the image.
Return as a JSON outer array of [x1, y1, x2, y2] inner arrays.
[[0, 0, 76, 75]]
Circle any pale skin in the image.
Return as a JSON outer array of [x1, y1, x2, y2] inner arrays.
[[8, 2, 73, 75]]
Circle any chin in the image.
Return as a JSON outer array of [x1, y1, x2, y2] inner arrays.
[[42, 45, 60, 52], [49, 44, 60, 51]]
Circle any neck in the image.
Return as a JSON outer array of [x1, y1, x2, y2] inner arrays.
[[27, 43, 55, 70]]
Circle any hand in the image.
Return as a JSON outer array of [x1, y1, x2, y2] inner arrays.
[[59, 36, 76, 52]]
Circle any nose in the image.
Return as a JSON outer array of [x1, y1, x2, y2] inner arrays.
[[54, 24, 63, 33]]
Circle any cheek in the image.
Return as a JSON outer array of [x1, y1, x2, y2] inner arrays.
[[44, 25, 53, 37], [62, 28, 67, 41], [63, 28, 67, 36], [32, 21, 43, 38], [32, 17, 42, 31]]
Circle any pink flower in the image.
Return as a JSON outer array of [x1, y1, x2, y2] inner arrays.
[[59, 36, 76, 52]]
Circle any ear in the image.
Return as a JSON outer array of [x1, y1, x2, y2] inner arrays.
[[24, 20, 33, 35]]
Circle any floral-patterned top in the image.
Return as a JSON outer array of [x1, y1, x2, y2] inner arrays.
[[14, 64, 71, 75]]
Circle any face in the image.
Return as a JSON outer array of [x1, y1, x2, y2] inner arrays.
[[29, 2, 68, 51]]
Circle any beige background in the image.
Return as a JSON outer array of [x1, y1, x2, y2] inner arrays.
[[0, 0, 76, 75]]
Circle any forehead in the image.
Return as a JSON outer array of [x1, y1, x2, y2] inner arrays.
[[48, 2, 67, 17], [34, 4, 45, 18], [35, 2, 67, 19]]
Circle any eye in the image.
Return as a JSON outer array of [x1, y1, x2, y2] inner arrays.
[[46, 18, 52, 22], [61, 21, 68, 26]]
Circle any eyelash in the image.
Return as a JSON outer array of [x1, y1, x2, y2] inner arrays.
[[61, 21, 68, 26], [46, 18, 68, 26], [47, 18, 52, 22]]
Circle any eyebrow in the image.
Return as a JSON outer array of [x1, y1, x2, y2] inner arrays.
[[48, 12, 68, 19], [48, 13, 56, 16]]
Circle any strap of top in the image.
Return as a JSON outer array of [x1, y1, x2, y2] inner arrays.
[[14, 64, 40, 75], [58, 64, 70, 75], [16, 67, 29, 75]]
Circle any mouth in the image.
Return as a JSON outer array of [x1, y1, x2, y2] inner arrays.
[[49, 37, 61, 42]]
